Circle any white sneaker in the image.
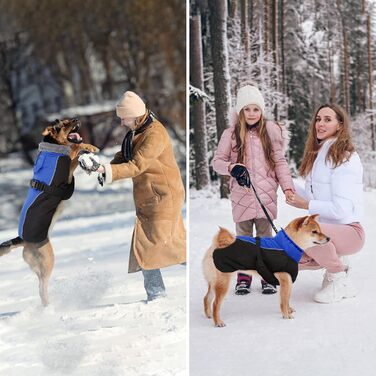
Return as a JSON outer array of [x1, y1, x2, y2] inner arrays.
[[321, 257, 350, 289], [315, 269, 357, 303]]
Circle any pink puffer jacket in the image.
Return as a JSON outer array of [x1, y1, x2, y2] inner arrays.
[[212, 120, 294, 223]]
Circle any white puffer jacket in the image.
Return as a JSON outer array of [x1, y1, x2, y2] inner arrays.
[[295, 138, 364, 225]]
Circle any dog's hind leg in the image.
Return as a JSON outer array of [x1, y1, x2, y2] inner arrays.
[[204, 283, 215, 318], [23, 241, 54, 306], [212, 273, 231, 327], [274, 272, 294, 319]]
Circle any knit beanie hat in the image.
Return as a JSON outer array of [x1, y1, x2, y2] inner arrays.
[[116, 91, 146, 118], [235, 85, 265, 115]]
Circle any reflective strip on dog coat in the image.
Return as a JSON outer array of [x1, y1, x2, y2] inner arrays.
[[18, 148, 74, 243], [212, 230, 303, 285]]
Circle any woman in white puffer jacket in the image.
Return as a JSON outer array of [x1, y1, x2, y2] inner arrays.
[[286, 104, 365, 303]]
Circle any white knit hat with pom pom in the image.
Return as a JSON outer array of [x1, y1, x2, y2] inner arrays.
[[235, 85, 265, 115]]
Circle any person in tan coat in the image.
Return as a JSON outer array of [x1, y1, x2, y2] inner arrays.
[[79, 91, 186, 301]]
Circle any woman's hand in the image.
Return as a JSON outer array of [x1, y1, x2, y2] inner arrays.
[[284, 189, 294, 201], [97, 165, 105, 173], [286, 192, 309, 210]]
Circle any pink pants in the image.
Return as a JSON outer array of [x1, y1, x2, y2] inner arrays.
[[299, 222, 365, 273]]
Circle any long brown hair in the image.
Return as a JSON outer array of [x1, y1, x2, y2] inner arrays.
[[299, 103, 355, 177], [232, 109, 276, 171]]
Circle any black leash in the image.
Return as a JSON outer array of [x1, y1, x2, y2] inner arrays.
[[245, 181, 279, 235]]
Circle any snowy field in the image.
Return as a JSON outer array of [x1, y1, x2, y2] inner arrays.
[[0, 151, 186, 376], [190, 184, 376, 376]]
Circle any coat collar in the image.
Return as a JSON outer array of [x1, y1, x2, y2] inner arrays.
[[38, 142, 71, 155]]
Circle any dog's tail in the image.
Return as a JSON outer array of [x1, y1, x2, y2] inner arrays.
[[0, 237, 24, 257], [203, 227, 235, 284], [216, 227, 236, 248]]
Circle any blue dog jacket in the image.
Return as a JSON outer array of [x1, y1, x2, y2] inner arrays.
[[18, 142, 74, 243], [213, 230, 304, 285]]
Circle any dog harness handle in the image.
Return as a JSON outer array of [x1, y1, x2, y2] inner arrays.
[[30, 179, 71, 199], [255, 237, 280, 286]]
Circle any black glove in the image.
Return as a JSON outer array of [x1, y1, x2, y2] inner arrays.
[[230, 164, 251, 188], [97, 173, 105, 187]]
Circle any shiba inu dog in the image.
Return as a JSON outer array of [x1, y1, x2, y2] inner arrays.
[[203, 215, 329, 327], [0, 118, 99, 306]]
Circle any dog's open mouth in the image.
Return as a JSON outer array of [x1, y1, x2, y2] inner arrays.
[[67, 124, 83, 144]]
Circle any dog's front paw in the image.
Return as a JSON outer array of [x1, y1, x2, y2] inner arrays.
[[282, 312, 294, 319], [288, 306, 295, 314], [84, 145, 99, 153], [214, 319, 226, 327]]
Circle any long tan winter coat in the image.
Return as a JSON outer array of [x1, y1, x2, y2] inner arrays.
[[104, 119, 186, 272]]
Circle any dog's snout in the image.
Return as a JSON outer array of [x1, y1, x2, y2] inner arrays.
[[326, 237, 330, 242]]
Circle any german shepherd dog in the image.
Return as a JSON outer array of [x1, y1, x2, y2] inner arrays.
[[0, 118, 99, 306], [203, 215, 330, 327]]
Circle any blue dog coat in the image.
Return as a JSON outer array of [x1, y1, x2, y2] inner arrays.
[[213, 230, 304, 285], [18, 142, 74, 243]]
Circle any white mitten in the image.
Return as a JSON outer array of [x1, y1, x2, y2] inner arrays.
[[78, 153, 101, 174]]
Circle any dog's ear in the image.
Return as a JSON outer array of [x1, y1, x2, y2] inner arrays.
[[302, 216, 310, 226], [42, 126, 56, 136], [302, 214, 319, 226], [307, 214, 319, 223], [290, 216, 308, 230]]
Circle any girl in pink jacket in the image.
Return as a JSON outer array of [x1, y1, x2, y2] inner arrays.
[[212, 85, 294, 295]]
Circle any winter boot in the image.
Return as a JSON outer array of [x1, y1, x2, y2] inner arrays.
[[321, 256, 350, 288], [142, 269, 166, 301], [261, 280, 277, 295], [314, 268, 357, 303], [235, 273, 252, 295]]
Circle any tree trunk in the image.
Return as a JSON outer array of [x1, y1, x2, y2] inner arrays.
[[240, 0, 250, 57], [280, 0, 286, 95], [249, 0, 253, 31], [336, 0, 350, 113], [190, 13, 210, 189], [367, 12, 375, 150], [263, 0, 269, 55], [328, 31, 336, 103], [343, 30, 350, 113], [229, 0, 238, 18], [208, 0, 231, 198], [272, 0, 279, 119]]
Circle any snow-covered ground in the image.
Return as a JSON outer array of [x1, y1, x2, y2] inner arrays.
[[0, 151, 186, 376], [190, 184, 376, 376]]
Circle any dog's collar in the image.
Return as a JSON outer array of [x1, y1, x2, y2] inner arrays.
[[38, 142, 71, 155]]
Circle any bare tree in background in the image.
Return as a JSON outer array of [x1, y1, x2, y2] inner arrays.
[[190, 8, 210, 189], [366, 4, 375, 150], [208, 0, 231, 198], [0, 32, 37, 163], [0, 0, 186, 161]]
